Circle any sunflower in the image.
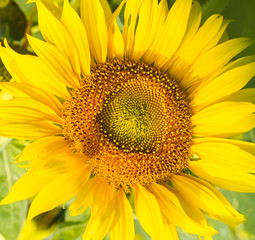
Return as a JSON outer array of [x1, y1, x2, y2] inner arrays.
[[1, 0, 255, 239]]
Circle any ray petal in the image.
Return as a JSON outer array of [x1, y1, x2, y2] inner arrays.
[[193, 137, 255, 156], [62, 0, 90, 75], [190, 61, 255, 108], [0, 98, 62, 124], [80, 0, 108, 63], [135, 184, 166, 240], [109, 190, 135, 240], [27, 165, 91, 221], [147, 0, 193, 68], [0, 120, 61, 140], [122, 0, 144, 57], [0, 82, 62, 115], [27, 35, 80, 88], [36, 0, 80, 76], [172, 174, 245, 226], [150, 183, 217, 236], [189, 159, 255, 192], [83, 183, 117, 240], [107, 0, 126, 58], [131, 0, 159, 61], [0, 171, 52, 205], [0, 41, 69, 98], [192, 101, 255, 137]]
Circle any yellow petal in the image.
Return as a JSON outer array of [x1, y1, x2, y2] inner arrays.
[[191, 61, 255, 108], [176, 1, 202, 51], [36, 0, 80, 76], [190, 55, 255, 101], [62, 0, 90, 76], [109, 190, 135, 240], [135, 184, 166, 240], [189, 160, 255, 192], [122, 0, 144, 57], [190, 38, 254, 81], [69, 178, 102, 216], [83, 183, 116, 240], [80, 0, 108, 63], [174, 189, 215, 239], [220, 88, 255, 104], [35, 0, 62, 20], [17, 137, 78, 175], [192, 141, 255, 172], [221, 55, 255, 73], [0, 171, 52, 205], [27, 165, 91, 221], [177, 193, 210, 225], [0, 98, 62, 124], [107, 0, 126, 58], [27, 35, 80, 88], [0, 82, 62, 115], [0, 42, 69, 98], [192, 101, 255, 137], [141, 0, 169, 64], [150, 0, 193, 69], [193, 137, 255, 156], [132, 0, 159, 61], [172, 174, 245, 226], [163, 223, 179, 240], [19, 136, 66, 160], [98, 0, 112, 22], [150, 183, 217, 236], [29, 152, 85, 176], [178, 18, 231, 89], [0, 120, 61, 140], [157, 0, 168, 25], [166, 1, 201, 80], [177, 14, 223, 65]]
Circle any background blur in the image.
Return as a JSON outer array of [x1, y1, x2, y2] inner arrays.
[[0, 0, 255, 239]]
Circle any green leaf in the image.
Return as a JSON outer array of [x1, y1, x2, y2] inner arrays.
[[0, 58, 11, 82], [201, 0, 255, 88], [0, 1, 27, 40], [201, 0, 230, 23], [0, 138, 27, 240], [43, 222, 87, 240], [207, 219, 234, 240]]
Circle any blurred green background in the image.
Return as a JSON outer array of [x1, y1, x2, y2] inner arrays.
[[0, 0, 255, 239]]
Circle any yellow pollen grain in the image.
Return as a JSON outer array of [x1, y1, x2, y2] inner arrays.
[[62, 59, 193, 191]]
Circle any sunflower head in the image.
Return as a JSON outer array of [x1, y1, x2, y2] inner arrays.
[[62, 58, 193, 190], [0, 0, 255, 239]]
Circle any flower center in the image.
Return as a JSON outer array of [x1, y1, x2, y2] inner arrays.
[[62, 59, 193, 191], [98, 81, 167, 154]]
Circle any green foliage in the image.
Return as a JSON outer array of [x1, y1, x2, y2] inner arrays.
[[0, 1, 27, 41], [0, 138, 27, 240], [43, 222, 86, 240], [201, 0, 231, 23], [0, 59, 11, 82]]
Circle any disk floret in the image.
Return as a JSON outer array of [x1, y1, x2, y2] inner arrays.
[[62, 59, 192, 190]]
